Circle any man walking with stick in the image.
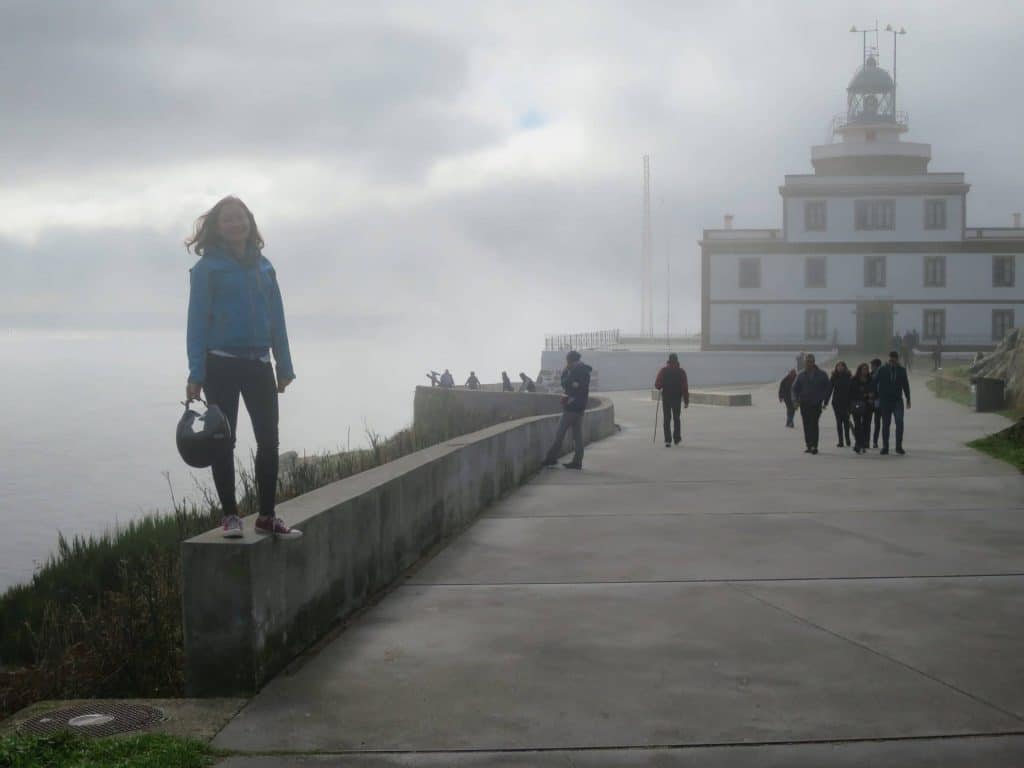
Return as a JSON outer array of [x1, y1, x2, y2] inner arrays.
[[654, 353, 689, 447]]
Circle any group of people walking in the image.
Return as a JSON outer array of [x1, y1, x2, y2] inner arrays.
[[780, 351, 911, 456]]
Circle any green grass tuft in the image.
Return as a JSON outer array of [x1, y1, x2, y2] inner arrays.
[[968, 420, 1024, 472], [0, 730, 215, 768]]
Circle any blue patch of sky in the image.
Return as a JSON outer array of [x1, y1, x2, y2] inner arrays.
[[518, 109, 546, 130]]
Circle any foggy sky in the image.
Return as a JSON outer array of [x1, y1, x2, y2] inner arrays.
[[3, 0, 1023, 346]]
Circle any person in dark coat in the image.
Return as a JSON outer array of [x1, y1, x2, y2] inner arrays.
[[869, 357, 883, 448], [518, 372, 536, 392], [542, 350, 592, 469], [791, 353, 830, 454], [654, 352, 690, 446], [875, 350, 911, 455], [825, 360, 853, 448], [439, 369, 454, 388], [848, 362, 876, 454], [501, 371, 514, 392], [778, 368, 797, 428], [932, 337, 944, 371], [465, 371, 480, 390]]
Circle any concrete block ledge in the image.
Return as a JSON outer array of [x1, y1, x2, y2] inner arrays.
[[650, 389, 753, 406], [181, 397, 616, 697]]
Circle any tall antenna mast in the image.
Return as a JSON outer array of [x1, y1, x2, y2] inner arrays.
[[641, 155, 653, 336]]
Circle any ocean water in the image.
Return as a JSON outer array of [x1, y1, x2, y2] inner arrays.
[[0, 324, 539, 591]]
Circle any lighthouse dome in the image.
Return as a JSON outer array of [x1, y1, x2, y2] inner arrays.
[[847, 56, 894, 93]]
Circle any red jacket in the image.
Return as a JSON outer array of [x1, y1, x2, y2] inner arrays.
[[655, 362, 689, 406]]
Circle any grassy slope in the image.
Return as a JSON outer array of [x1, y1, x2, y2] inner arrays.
[[0, 731, 215, 768]]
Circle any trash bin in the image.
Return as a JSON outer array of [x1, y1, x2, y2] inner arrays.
[[975, 377, 1006, 412]]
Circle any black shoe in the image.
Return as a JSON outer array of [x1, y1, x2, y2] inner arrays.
[[811, 447, 819, 455], [562, 462, 582, 470], [674, 438, 681, 445], [837, 442, 844, 448], [895, 447, 906, 455], [541, 458, 558, 467], [872, 442, 878, 449], [804, 447, 812, 453], [880, 448, 889, 455], [665, 442, 672, 448]]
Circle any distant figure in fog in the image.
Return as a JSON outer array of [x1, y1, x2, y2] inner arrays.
[[439, 369, 454, 388], [542, 350, 591, 470], [427, 371, 440, 387], [518, 372, 536, 392], [501, 371, 514, 392], [654, 353, 689, 447], [796, 351, 806, 372], [185, 195, 300, 540], [869, 358, 883, 448], [465, 371, 480, 390], [849, 362, 876, 454], [778, 368, 797, 428], [825, 360, 852, 448], [933, 337, 944, 371], [791, 353, 830, 455]]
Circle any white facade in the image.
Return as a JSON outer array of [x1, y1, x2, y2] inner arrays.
[[700, 55, 1023, 352]]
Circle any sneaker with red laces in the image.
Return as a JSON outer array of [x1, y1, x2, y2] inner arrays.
[[254, 516, 302, 539], [221, 514, 243, 539]]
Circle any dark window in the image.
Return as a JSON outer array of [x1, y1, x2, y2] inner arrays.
[[864, 255, 887, 287], [738, 257, 761, 288], [993, 255, 1016, 287], [993, 310, 1014, 342], [924, 199, 947, 230], [924, 255, 946, 287], [739, 310, 761, 340], [923, 309, 946, 341], [805, 256, 826, 288], [805, 309, 827, 340], [804, 201, 827, 231], [855, 199, 895, 230]]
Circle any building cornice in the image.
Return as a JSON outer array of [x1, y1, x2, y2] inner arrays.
[[700, 239, 1024, 254], [779, 182, 971, 198]]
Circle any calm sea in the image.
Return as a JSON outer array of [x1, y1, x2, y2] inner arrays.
[[0, 324, 539, 591]]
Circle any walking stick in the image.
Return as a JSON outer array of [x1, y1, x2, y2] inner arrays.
[[652, 396, 661, 444]]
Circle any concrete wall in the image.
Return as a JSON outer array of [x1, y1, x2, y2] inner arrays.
[[540, 349, 800, 391], [181, 396, 616, 697], [413, 386, 564, 445]]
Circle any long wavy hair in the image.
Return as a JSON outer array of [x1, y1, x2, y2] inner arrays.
[[185, 196, 264, 256], [854, 362, 870, 380], [832, 360, 848, 376]]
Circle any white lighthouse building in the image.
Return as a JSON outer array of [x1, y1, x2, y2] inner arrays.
[[700, 52, 1023, 352]]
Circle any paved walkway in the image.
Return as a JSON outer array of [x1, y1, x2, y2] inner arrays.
[[216, 376, 1024, 766]]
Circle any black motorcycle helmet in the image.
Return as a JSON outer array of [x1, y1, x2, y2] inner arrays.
[[176, 402, 232, 468]]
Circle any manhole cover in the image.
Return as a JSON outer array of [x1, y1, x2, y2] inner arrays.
[[19, 703, 164, 738]]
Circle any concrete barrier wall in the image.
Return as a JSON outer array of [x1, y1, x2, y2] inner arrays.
[[413, 386, 564, 444], [181, 396, 616, 697]]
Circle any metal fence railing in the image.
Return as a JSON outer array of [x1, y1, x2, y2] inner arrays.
[[544, 329, 620, 352]]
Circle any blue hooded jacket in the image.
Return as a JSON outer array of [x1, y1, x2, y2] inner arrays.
[[186, 245, 295, 385]]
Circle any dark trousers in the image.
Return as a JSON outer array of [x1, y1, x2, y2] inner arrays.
[[880, 400, 905, 450], [663, 395, 682, 443], [203, 354, 280, 517], [799, 402, 822, 449], [832, 405, 851, 445], [872, 407, 882, 446], [852, 407, 872, 449], [545, 410, 584, 465], [783, 398, 795, 426]]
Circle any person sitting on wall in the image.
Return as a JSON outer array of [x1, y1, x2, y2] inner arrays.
[[465, 371, 480, 390], [518, 372, 536, 392], [427, 370, 440, 387], [439, 369, 455, 388], [501, 371, 514, 392]]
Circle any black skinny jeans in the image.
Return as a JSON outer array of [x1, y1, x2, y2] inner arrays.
[[662, 395, 682, 443], [852, 407, 872, 449], [799, 401, 823, 449], [203, 354, 280, 517], [832, 405, 851, 445]]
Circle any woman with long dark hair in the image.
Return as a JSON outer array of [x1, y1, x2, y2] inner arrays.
[[848, 362, 876, 454], [185, 196, 301, 538], [826, 360, 853, 448]]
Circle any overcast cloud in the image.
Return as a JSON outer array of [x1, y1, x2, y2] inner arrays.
[[2, 0, 1023, 351]]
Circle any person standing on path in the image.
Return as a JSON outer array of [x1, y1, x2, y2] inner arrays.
[[501, 371, 514, 392], [541, 350, 591, 470], [933, 337, 944, 371], [825, 361, 853, 448], [779, 368, 797, 428], [875, 350, 911, 455], [654, 353, 690, 447], [849, 362, 876, 454], [791, 353, 830, 454], [869, 358, 883, 449], [185, 196, 301, 539]]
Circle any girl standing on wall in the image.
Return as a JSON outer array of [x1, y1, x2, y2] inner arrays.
[[185, 196, 302, 539]]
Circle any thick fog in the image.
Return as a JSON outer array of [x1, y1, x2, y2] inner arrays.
[[2, 0, 1022, 359]]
